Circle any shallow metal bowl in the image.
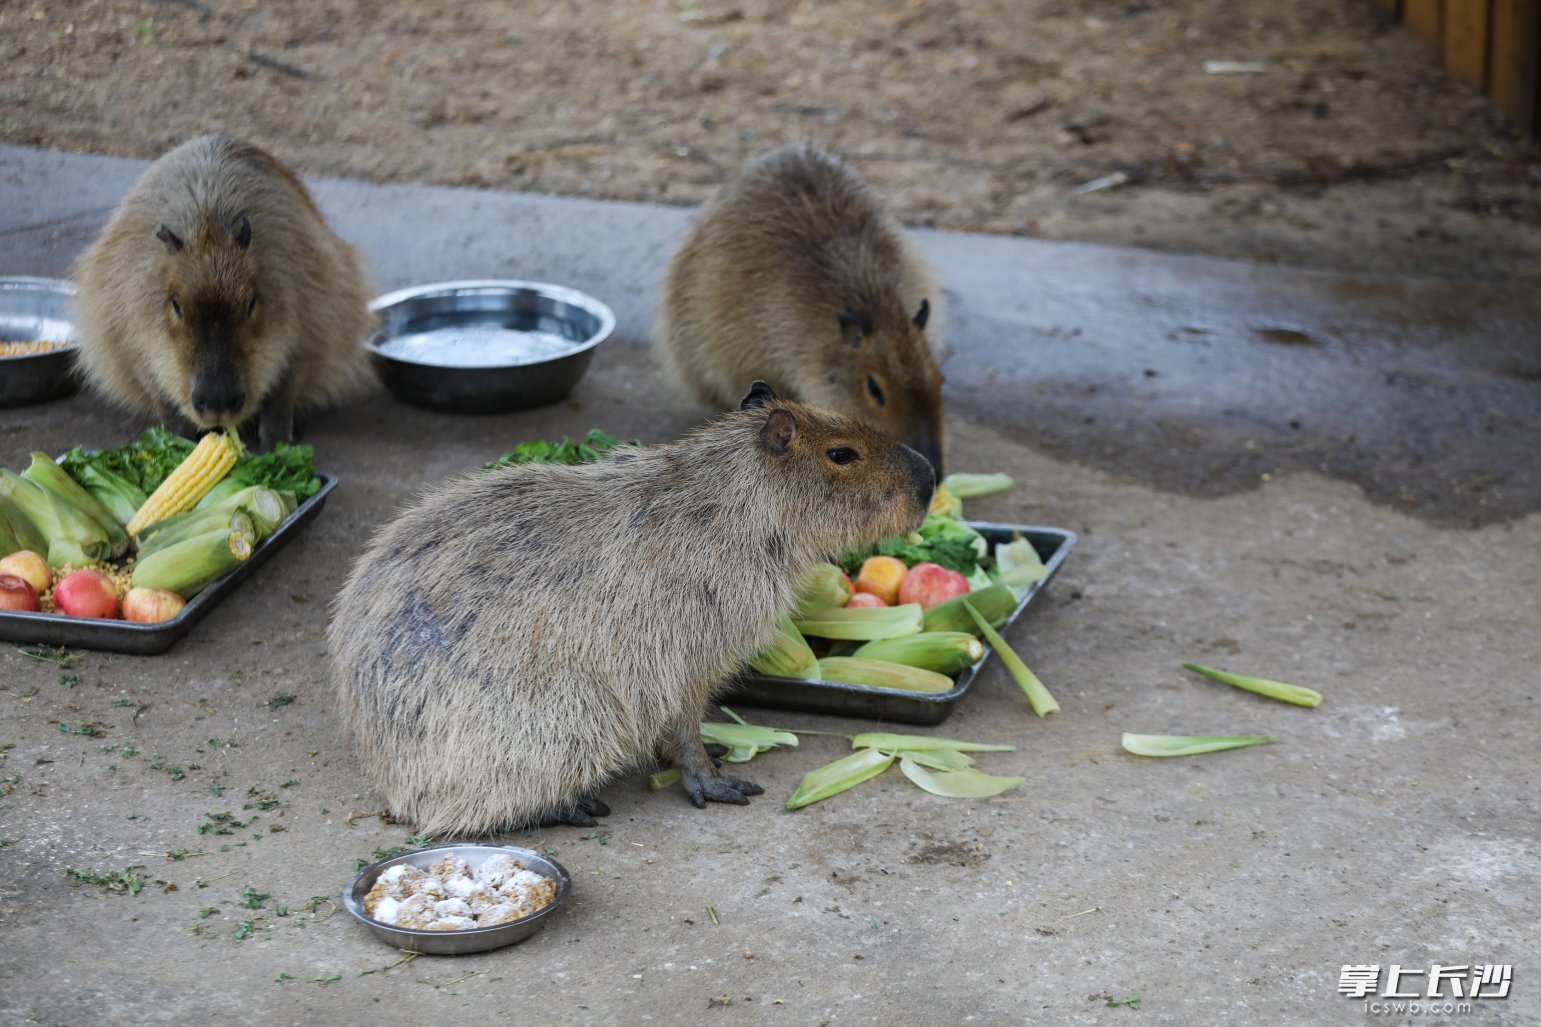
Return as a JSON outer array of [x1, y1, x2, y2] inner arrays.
[[0, 277, 78, 408], [366, 279, 614, 414], [343, 843, 572, 955]]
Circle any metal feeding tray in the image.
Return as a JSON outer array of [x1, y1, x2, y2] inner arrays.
[[0, 474, 337, 656], [720, 523, 1077, 725]]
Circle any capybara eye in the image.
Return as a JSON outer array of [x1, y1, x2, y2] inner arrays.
[[826, 447, 860, 465], [247, 294, 258, 318], [169, 294, 182, 319], [866, 376, 885, 406]]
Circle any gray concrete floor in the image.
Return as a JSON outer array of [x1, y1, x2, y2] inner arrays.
[[1, 147, 1538, 1025]]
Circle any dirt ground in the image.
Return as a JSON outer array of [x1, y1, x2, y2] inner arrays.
[[3, 0, 1539, 280]]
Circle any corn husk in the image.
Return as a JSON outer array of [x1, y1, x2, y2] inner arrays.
[[0, 495, 47, 555], [996, 532, 1047, 591], [940, 473, 1014, 498], [785, 748, 894, 810], [0, 470, 112, 568], [1182, 663, 1323, 707], [1121, 734, 1275, 757], [793, 562, 851, 616], [815, 657, 954, 693], [921, 584, 1016, 634], [749, 613, 818, 678], [850, 732, 1015, 754], [21, 452, 129, 555], [852, 632, 984, 674], [898, 757, 1022, 798]]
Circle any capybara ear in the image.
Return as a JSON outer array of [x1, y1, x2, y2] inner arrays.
[[740, 380, 778, 410], [156, 225, 184, 252], [913, 298, 930, 330], [233, 215, 252, 250], [759, 408, 797, 455], [838, 307, 871, 344]]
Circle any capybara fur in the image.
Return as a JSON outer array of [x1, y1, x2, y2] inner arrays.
[[329, 382, 935, 835], [658, 143, 946, 475], [71, 134, 375, 450]]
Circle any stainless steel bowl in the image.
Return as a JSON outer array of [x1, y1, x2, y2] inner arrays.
[[366, 280, 614, 414], [0, 277, 78, 408], [342, 842, 572, 955]]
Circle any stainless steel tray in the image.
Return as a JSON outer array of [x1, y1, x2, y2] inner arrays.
[[0, 473, 337, 655], [719, 523, 1077, 725]]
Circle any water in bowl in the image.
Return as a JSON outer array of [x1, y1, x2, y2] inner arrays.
[[376, 324, 579, 368]]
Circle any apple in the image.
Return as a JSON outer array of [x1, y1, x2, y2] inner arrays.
[[853, 555, 907, 606], [845, 591, 889, 609], [0, 574, 41, 613], [52, 569, 120, 619], [0, 550, 50, 595], [121, 587, 186, 624], [897, 562, 970, 610]]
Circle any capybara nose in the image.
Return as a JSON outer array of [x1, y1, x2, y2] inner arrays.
[[899, 443, 936, 511], [191, 380, 245, 417]]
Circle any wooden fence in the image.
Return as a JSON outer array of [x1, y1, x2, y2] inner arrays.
[[1373, 0, 1540, 138]]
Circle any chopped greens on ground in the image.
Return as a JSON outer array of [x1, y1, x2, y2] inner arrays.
[[483, 429, 631, 470]]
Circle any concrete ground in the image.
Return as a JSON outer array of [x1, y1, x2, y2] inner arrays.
[[1, 147, 1538, 1025]]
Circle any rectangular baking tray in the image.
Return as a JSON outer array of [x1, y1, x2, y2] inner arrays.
[[0, 473, 337, 656], [719, 522, 1077, 725]]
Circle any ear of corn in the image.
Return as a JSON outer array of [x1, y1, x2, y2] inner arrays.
[[0, 470, 112, 567], [137, 487, 286, 550], [852, 632, 985, 674], [130, 523, 253, 596], [815, 657, 955, 693], [793, 563, 851, 616], [22, 453, 130, 555], [126, 431, 241, 536], [749, 613, 819, 678], [0, 495, 48, 555], [793, 603, 922, 641], [921, 583, 1017, 634]]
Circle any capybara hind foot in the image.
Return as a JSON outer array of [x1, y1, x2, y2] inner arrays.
[[540, 796, 612, 828], [682, 767, 764, 808]]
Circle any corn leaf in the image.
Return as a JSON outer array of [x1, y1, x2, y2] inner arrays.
[[1182, 663, 1323, 708], [648, 769, 682, 790], [850, 732, 1015, 754], [898, 758, 1023, 798], [996, 532, 1047, 590], [892, 748, 975, 772], [961, 599, 1060, 716], [940, 473, 1014, 498], [785, 749, 894, 810], [698, 722, 799, 751], [1121, 733, 1275, 757], [723, 746, 760, 764]]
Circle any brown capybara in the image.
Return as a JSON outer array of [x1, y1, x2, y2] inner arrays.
[[71, 134, 375, 450], [328, 381, 935, 835], [657, 143, 946, 475]]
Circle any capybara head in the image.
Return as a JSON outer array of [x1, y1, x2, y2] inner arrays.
[[739, 380, 934, 556], [810, 299, 945, 478], [155, 210, 278, 430]]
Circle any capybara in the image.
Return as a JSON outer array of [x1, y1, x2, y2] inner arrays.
[[329, 381, 935, 834], [71, 134, 375, 450], [657, 143, 946, 475]]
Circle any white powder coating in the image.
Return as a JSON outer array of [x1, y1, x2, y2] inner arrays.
[[375, 325, 580, 367], [363, 851, 558, 930]]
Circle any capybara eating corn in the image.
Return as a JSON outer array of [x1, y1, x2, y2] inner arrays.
[[329, 382, 935, 834], [657, 143, 946, 475], [71, 134, 375, 450]]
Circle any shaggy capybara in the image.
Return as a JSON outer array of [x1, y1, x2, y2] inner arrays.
[[657, 143, 946, 475], [71, 134, 375, 450], [329, 382, 935, 835]]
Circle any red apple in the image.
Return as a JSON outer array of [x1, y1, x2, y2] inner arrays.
[[0, 550, 50, 594], [121, 587, 186, 624], [0, 574, 41, 612], [897, 562, 970, 610], [845, 591, 889, 609], [52, 569, 120, 619]]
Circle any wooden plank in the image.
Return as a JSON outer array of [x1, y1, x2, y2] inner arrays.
[[1490, 0, 1539, 133], [1443, 0, 1491, 87], [1404, 0, 1443, 44]]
